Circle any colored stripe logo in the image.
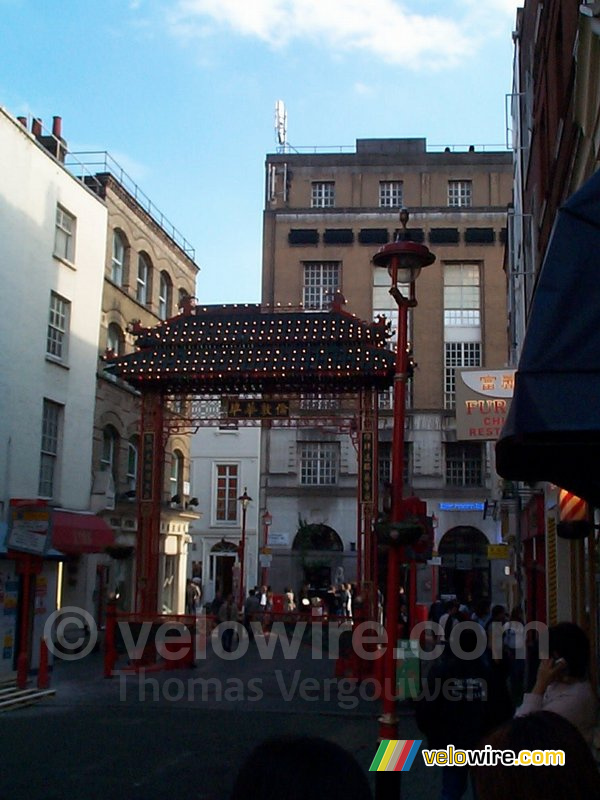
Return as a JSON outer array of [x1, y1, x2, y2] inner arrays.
[[369, 740, 422, 772]]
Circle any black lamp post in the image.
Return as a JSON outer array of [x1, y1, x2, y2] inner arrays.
[[238, 488, 252, 606]]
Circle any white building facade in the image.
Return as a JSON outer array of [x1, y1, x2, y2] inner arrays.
[[188, 420, 261, 606], [0, 108, 109, 650]]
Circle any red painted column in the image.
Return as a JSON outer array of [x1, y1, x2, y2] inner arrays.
[[136, 391, 165, 615], [379, 286, 410, 740]]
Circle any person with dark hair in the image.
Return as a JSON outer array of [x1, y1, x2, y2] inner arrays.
[[229, 735, 373, 800], [416, 625, 513, 799], [473, 711, 600, 799], [515, 621, 597, 743]]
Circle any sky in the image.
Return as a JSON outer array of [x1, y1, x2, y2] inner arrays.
[[1, 0, 520, 304]]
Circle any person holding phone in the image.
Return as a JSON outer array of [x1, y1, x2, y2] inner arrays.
[[515, 621, 597, 743]]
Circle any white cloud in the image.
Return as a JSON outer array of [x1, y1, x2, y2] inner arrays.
[[354, 82, 374, 96], [168, 0, 475, 69]]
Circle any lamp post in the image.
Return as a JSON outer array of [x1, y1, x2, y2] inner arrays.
[[372, 209, 435, 798], [261, 510, 273, 588], [238, 488, 252, 606]]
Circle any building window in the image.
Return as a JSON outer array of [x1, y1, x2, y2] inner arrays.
[[170, 450, 184, 500], [444, 263, 481, 326], [136, 253, 151, 305], [38, 400, 61, 498], [303, 261, 340, 310], [215, 464, 239, 522], [126, 438, 138, 491], [444, 342, 481, 409], [300, 394, 339, 411], [54, 205, 75, 261], [299, 442, 338, 485], [111, 231, 126, 285], [311, 181, 335, 208], [448, 180, 472, 207], [101, 426, 119, 483], [378, 441, 391, 487], [445, 443, 483, 486], [106, 322, 123, 356], [158, 272, 172, 320], [46, 292, 70, 361], [379, 181, 403, 208], [178, 288, 189, 311]]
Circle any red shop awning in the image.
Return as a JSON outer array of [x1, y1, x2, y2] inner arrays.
[[51, 511, 115, 554]]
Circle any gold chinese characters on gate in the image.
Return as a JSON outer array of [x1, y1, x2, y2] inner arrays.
[[225, 399, 290, 419]]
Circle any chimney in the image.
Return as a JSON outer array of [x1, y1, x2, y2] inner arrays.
[[16, 116, 27, 127], [36, 115, 67, 164]]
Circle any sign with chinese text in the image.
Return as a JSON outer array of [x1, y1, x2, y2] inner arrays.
[[360, 432, 374, 503], [226, 399, 290, 419], [456, 368, 515, 440], [141, 432, 155, 501]]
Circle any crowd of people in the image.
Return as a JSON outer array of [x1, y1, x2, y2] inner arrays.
[[416, 595, 599, 799], [194, 582, 599, 798]]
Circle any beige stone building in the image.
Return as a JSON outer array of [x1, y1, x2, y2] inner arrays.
[[82, 163, 200, 615], [261, 138, 513, 604]]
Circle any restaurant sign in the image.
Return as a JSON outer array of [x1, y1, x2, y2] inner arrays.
[[455, 368, 515, 440]]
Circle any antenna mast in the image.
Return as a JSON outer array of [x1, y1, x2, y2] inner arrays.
[[274, 100, 287, 153]]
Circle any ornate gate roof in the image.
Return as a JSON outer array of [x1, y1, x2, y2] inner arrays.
[[105, 302, 396, 395]]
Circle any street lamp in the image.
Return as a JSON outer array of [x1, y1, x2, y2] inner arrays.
[[261, 509, 273, 588], [372, 209, 435, 797], [238, 488, 252, 606]]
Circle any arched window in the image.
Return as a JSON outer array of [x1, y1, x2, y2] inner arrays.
[[101, 425, 119, 483], [111, 231, 126, 286], [158, 271, 172, 320], [170, 449, 184, 501], [126, 436, 138, 491], [292, 523, 343, 551], [136, 253, 152, 305], [106, 322, 124, 356]]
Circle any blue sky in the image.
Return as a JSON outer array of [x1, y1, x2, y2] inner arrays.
[[1, 0, 520, 304]]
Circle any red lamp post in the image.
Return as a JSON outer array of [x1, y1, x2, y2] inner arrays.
[[261, 510, 272, 588], [237, 488, 252, 606], [372, 209, 435, 798]]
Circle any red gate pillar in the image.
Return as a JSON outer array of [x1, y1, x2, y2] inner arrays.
[[136, 391, 165, 615]]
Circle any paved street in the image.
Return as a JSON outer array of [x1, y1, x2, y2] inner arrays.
[[0, 627, 446, 800]]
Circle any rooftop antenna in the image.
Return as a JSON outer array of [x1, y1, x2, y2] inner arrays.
[[275, 99, 287, 153]]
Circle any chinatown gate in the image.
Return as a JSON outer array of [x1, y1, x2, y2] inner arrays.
[[106, 296, 396, 616]]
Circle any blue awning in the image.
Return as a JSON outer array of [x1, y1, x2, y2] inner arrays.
[[496, 168, 600, 505]]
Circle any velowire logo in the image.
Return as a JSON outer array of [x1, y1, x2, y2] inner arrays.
[[369, 740, 422, 772]]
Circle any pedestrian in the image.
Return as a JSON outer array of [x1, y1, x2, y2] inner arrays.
[[218, 594, 239, 652], [515, 621, 598, 743], [473, 711, 600, 800], [230, 735, 373, 800], [428, 594, 444, 624], [471, 598, 491, 628], [283, 587, 296, 613], [243, 589, 261, 640], [438, 598, 459, 645], [415, 625, 513, 800], [185, 579, 200, 615], [503, 605, 526, 705], [209, 590, 223, 617]]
